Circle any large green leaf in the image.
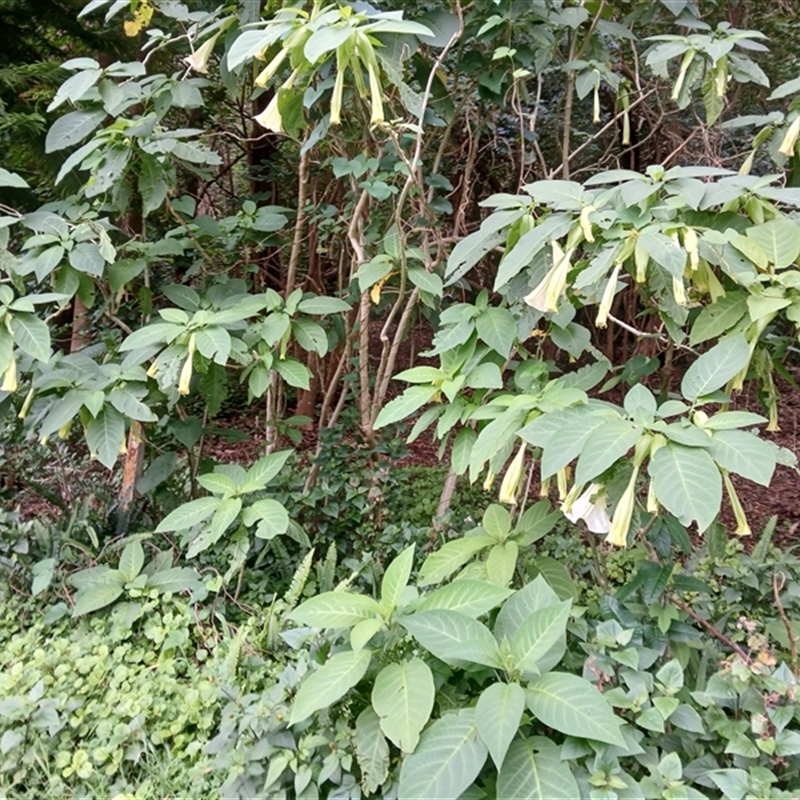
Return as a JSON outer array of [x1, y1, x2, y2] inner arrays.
[[380, 544, 415, 613], [519, 406, 606, 479], [289, 591, 381, 629], [374, 386, 438, 429], [476, 682, 526, 770], [494, 576, 560, 642], [196, 472, 237, 496], [575, 419, 643, 485], [417, 580, 513, 618], [689, 291, 749, 346], [372, 658, 435, 753], [649, 444, 722, 532], [511, 601, 571, 676], [398, 709, 488, 800], [486, 541, 519, 588], [680, 335, 750, 401], [401, 610, 500, 667], [107, 388, 157, 422], [209, 497, 242, 541], [10, 313, 51, 362], [497, 735, 580, 800], [354, 708, 390, 795], [746, 218, 800, 268], [156, 496, 220, 532], [72, 580, 125, 617], [248, 499, 290, 540], [709, 429, 776, 486], [85, 407, 125, 469], [528, 557, 577, 602], [493, 214, 572, 290], [526, 673, 625, 746], [118, 541, 144, 583], [242, 449, 293, 491], [274, 357, 311, 389], [290, 648, 372, 726], [45, 109, 106, 153], [446, 210, 522, 285], [475, 307, 517, 358], [418, 535, 494, 586], [297, 295, 353, 315]]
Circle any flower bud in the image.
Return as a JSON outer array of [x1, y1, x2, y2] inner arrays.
[[595, 264, 621, 329], [1, 358, 17, 393], [607, 468, 638, 547], [498, 443, 526, 505], [779, 115, 800, 158]]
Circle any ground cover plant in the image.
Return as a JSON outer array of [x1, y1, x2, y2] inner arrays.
[[1, 0, 800, 797]]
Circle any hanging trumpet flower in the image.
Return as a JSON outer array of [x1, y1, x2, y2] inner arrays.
[[722, 469, 751, 536], [184, 32, 220, 75], [595, 264, 622, 329], [779, 115, 800, 157], [1, 357, 17, 393], [498, 443, 527, 505], [523, 241, 574, 313], [178, 334, 197, 396], [244, 4, 432, 134], [606, 435, 652, 548], [562, 483, 611, 534]]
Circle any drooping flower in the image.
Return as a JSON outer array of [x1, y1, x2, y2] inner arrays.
[[254, 47, 289, 88], [498, 443, 527, 505], [563, 483, 611, 535], [523, 242, 573, 313], [178, 334, 197, 396], [1, 357, 17, 393], [595, 264, 621, 329], [607, 471, 637, 547], [722, 469, 751, 537], [184, 33, 220, 75], [779, 115, 800, 158]]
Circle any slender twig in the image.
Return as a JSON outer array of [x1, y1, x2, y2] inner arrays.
[[668, 594, 753, 665], [284, 144, 310, 297], [773, 572, 799, 676]]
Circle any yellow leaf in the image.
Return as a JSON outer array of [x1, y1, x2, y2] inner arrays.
[[124, 0, 153, 37]]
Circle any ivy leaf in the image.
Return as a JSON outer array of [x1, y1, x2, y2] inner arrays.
[[290, 649, 372, 726], [649, 443, 722, 532]]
